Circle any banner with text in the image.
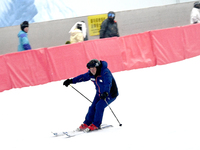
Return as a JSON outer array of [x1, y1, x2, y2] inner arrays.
[[87, 14, 107, 36]]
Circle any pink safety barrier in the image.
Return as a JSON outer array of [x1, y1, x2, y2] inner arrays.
[[0, 55, 12, 91], [120, 32, 156, 70], [83, 38, 124, 73], [3, 48, 51, 88], [150, 27, 185, 65], [46, 43, 88, 81], [182, 23, 200, 59], [1, 24, 200, 92]]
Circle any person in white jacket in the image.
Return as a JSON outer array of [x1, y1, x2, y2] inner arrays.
[[190, 1, 200, 24], [69, 21, 88, 43], [69, 24, 84, 44]]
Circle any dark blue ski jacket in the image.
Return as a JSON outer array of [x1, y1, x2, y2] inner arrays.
[[72, 61, 118, 98]]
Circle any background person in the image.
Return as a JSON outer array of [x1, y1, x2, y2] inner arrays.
[[69, 23, 84, 44], [17, 21, 31, 52], [99, 11, 119, 38], [190, 1, 200, 24], [69, 21, 88, 43]]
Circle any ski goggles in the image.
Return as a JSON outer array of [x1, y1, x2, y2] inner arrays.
[[87, 60, 100, 69], [108, 13, 115, 18]]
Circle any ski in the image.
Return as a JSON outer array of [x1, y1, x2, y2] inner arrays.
[[51, 131, 66, 137], [64, 124, 113, 138], [52, 124, 113, 137]]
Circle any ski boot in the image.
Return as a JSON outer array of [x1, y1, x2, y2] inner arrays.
[[84, 124, 98, 132], [77, 123, 88, 131]]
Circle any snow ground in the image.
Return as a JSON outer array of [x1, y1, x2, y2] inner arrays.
[[0, 56, 200, 150]]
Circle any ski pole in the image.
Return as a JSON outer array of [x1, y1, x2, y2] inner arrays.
[[70, 85, 92, 103], [104, 99, 122, 126], [70, 85, 122, 126]]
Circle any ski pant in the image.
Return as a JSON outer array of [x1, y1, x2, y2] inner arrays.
[[84, 93, 116, 128]]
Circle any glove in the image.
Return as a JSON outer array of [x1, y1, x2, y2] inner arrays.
[[100, 92, 108, 100], [63, 79, 73, 87]]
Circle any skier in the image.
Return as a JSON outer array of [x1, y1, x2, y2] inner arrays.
[[63, 59, 119, 131]]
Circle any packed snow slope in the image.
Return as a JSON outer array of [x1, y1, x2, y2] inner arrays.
[[0, 56, 200, 150]]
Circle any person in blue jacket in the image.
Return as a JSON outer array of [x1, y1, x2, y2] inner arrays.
[[17, 21, 31, 52], [63, 59, 119, 131]]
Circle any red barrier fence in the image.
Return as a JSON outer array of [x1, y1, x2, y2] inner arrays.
[[1, 23, 200, 92], [150, 27, 185, 65], [120, 32, 156, 70], [182, 24, 200, 59]]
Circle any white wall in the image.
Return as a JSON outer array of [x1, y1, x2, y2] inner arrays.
[[0, 0, 195, 28], [0, 1, 195, 55]]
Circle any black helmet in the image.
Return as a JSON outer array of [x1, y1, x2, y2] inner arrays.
[[108, 11, 115, 22], [20, 21, 29, 31], [77, 23, 82, 31], [108, 11, 115, 18], [87, 59, 100, 69], [194, 1, 200, 8]]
